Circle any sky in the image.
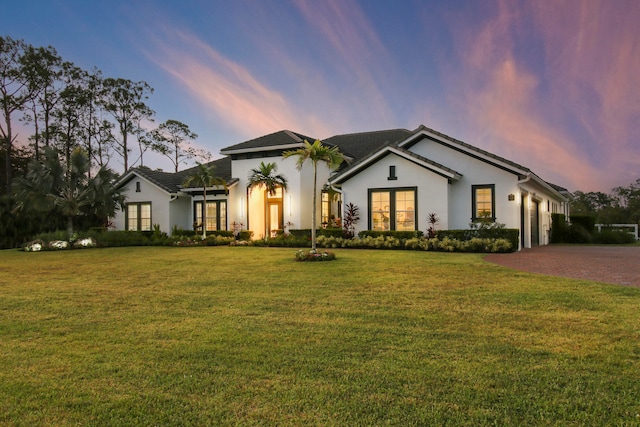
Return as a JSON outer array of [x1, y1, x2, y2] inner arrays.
[[2, 0, 639, 192]]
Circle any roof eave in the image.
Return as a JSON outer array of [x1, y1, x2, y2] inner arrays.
[[400, 127, 530, 176], [220, 143, 306, 155]]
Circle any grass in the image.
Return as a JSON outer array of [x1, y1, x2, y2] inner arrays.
[[0, 246, 639, 426]]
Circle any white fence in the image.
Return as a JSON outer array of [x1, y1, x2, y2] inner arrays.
[[595, 224, 639, 241]]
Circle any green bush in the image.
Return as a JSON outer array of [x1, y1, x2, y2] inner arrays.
[[319, 228, 344, 238], [205, 235, 235, 246], [592, 230, 636, 244], [294, 249, 336, 262], [315, 234, 513, 253], [236, 230, 254, 240], [570, 215, 596, 233], [437, 228, 519, 250], [260, 235, 311, 247], [566, 224, 593, 243], [357, 230, 424, 239], [550, 213, 568, 243]]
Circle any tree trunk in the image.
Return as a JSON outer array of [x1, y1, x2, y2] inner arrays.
[[311, 163, 317, 251], [67, 215, 74, 239], [202, 187, 207, 240], [3, 111, 13, 196]]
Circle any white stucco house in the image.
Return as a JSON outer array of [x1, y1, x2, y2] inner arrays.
[[113, 125, 570, 249]]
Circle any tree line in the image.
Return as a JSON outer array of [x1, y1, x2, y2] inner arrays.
[[1, 35, 638, 248], [570, 180, 640, 226], [1, 35, 210, 248], [1, 35, 209, 191]]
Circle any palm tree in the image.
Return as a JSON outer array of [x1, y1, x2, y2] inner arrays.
[[283, 139, 345, 251], [13, 146, 123, 237], [183, 163, 227, 239], [246, 161, 288, 196]]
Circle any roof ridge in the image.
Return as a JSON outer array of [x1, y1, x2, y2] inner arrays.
[[327, 128, 411, 139], [283, 130, 303, 142], [392, 145, 462, 177], [411, 125, 531, 173]]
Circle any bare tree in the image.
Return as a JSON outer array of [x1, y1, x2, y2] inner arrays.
[[150, 119, 209, 172], [100, 77, 154, 171], [0, 36, 45, 194]]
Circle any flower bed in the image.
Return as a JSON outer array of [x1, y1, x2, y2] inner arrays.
[[294, 249, 336, 262]]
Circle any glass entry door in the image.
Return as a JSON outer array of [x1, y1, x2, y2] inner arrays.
[[267, 201, 282, 237]]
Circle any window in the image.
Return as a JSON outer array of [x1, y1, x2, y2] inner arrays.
[[321, 191, 342, 227], [135, 181, 141, 192], [126, 202, 151, 231], [395, 190, 415, 231], [194, 200, 227, 231], [472, 184, 495, 221], [388, 165, 397, 180], [369, 188, 416, 231]]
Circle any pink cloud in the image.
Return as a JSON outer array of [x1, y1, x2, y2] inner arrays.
[[143, 30, 334, 141], [290, 0, 395, 124], [449, 0, 640, 191]]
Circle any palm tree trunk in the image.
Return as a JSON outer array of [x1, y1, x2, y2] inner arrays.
[[202, 187, 207, 240], [311, 164, 317, 251], [67, 216, 74, 240]]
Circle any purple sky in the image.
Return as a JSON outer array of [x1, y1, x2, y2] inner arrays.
[[3, 0, 639, 192]]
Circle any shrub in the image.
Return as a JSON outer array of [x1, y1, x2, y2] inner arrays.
[[294, 249, 336, 262], [437, 227, 519, 250], [357, 230, 424, 239], [289, 229, 311, 238], [550, 213, 568, 243], [73, 237, 97, 249], [592, 230, 636, 244], [570, 215, 596, 233], [236, 230, 254, 241], [23, 239, 44, 252], [48, 240, 69, 250], [261, 235, 310, 248], [204, 235, 235, 246], [315, 234, 512, 253], [566, 224, 593, 244]]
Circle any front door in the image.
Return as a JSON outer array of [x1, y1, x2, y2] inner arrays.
[[267, 201, 282, 237], [265, 187, 284, 238], [530, 200, 540, 246]]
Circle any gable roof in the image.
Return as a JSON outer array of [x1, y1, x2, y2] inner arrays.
[[399, 125, 531, 176], [323, 128, 412, 162], [329, 125, 568, 201], [117, 156, 234, 194], [220, 130, 315, 155], [330, 144, 463, 185]]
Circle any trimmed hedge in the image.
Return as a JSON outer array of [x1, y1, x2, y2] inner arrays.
[[437, 228, 519, 250], [315, 235, 514, 253], [357, 230, 424, 239], [570, 214, 596, 233], [551, 213, 635, 244], [288, 228, 345, 238]]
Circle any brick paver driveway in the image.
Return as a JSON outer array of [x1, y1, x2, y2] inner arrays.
[[484, 245, 640, 287]]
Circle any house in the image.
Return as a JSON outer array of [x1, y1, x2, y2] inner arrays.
[[113, 125, 570, 249]]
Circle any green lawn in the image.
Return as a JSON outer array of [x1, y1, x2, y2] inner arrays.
[[1, 247, 638, 426]]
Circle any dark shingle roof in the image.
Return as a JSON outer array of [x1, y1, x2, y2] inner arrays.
[[121, 157, 233, 193], [323, 128, 412, 161], [220, 130, 315, 154], [408, 125, 531, 174]]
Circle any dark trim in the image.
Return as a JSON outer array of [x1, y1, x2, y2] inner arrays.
[[367, 187, 418, 231], [125, 201, 152, 231], [388, 165, 397, 180], [229, 149, 293, 160], [404, 134, 526, 176], [471, 184, 496, 222], [193, 199, 228, 231], [332, 150, 458, 185]]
